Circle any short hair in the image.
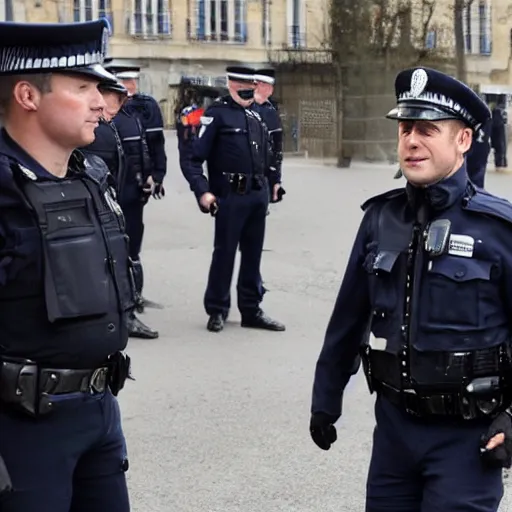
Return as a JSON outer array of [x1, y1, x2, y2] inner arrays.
[[0, 73, 52, 120]]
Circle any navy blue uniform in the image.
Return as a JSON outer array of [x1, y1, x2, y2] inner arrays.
[[466, 118, 491, 188], [113, 108, 150, 261], [491, 106, 508, 169], [0, 128, 132, 511], [182, 95, 269, 317], [124, 93, 167, 185], [312, 165, 511, 511], [255, 99, 283, 189], [81, 119, 125, 193]]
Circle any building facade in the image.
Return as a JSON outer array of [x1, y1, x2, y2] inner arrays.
[[14, 0, 328, 123]]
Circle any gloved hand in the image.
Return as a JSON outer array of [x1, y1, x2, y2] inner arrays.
[[310, 412, 338, 450], [0, 453, 12, 496], [480, 411, 512, 468], [152, 182, 165, 199]]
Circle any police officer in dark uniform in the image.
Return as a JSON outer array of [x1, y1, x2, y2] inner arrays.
[[0, 19, 132, 510], [310, 67, 512, 511], [81, 78, 159, 339], [466, 115, 492, 188], [182, 66, 285, 333], [491, 98, 508, 172], [105, 63, 166, 313], [254, 68, 285, 203]]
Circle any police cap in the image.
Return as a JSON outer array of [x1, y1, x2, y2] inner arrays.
[[386, 67, 491, 131], [226, 66, 255, 83], [254, 68, 275, 85], [0, 19, 116, 83], [103, 60, 140, 80]]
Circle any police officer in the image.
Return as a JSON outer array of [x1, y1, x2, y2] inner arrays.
[[105, 63, 166, 313], [182, 66, 285, 333], [466, 115, 492, 188], [81, 79, 159, 339], [310, 67, 512, 511], [0, 19, 132, 510], [254, 68, 285, 203], [491, 98, 509, 172]]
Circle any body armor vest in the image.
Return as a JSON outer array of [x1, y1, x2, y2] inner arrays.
[[0, 161, 135, 367], [364, 196, 511, 394]]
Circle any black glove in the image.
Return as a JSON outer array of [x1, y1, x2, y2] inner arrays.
[[480, 411, 512, 468], [152, 182, 165, 199], [310, 412, 338, 451], [0, 453, 12, 496], [270, 186, 286, 204]]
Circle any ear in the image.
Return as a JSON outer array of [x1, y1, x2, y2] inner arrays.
[[459, 127, 473, 153], [12, 81, 42, 113]]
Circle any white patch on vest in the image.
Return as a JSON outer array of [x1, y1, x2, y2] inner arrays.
[[200, 116, 214, 125], [448, 234, 475, 258], [369, 336, 387, 351]]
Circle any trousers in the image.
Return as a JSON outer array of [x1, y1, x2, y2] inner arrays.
[[366, 395, 503, 512], [121, 199, 145, 261], [204, 183, 269, 317], [0, 390, 130, 512]]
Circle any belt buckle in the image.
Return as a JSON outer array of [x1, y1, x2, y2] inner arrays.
[[403, 389, 421, 417], [89, 367, 108, 394]]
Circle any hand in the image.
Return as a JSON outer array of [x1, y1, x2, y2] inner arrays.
[[199, 192, 217, 213], [0, 453, 12, 496], [152, 182, 165, 199], [310, 412, 338, 451], [272, 184, 281, 202], [270, 184, 286, 203], [480, 411, 512, 468], [142, 176, 155, 195]]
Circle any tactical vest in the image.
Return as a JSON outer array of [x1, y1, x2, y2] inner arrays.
[[364, 196, 511, 393], [0, 160, 135, 364]]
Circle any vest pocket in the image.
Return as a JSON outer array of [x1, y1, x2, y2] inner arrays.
[[43, 201, 110, 322], [423, 257, 493, 329]]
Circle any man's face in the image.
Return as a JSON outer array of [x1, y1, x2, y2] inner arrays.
[[120, 78, 138, 96], [101, 90, 126, 121], [398, 119, 473, 186], [254, 81, 273, 104], [36, 73, 106, 148], [228, 79, 255, 107]]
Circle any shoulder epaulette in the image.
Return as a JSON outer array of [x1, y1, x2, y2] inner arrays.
[[464, 189, 512, 225], [361, 188, 406, 211]]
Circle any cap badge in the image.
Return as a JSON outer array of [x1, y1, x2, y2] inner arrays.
[[410, 69, 428, 98]]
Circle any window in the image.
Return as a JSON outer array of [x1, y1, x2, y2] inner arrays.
[[194, 0, 246, 43], [261, 0, 271, 46], [425, 30, 437, 50], [287, 0, 305, 48], [1, 0, 13, 21], [73, 0, 113, 29], [463, 0, 492, 55], [131, 0, 171, 36]]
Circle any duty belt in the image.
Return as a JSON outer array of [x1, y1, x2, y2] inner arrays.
[[223, 172, 264, 194], [362, 345, 512, 420], [0, 352, 131, 417]]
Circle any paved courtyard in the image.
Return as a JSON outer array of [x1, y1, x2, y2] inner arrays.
[[122, 132, 512, 511]]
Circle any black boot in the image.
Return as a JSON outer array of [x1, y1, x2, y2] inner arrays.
[[132, 259, 163, 313], [207, 313, 224, 332], [128, 313, 159, 339], [241, 309, 285, 331]]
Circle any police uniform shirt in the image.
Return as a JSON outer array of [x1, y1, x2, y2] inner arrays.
[[183, 94, 268, 200], [124, 94, 167, 184], [0, 128, 129, 368], [81, 119, 123, 178]]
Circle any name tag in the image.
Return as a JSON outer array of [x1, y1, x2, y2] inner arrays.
[[448, 234, 475, 258]]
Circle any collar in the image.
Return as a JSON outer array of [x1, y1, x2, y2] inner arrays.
[[406, 164, 469, 211], [0, 128, 85, 180]]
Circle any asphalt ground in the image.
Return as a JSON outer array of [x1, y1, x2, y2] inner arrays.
[[122, 132, 512, 511]]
